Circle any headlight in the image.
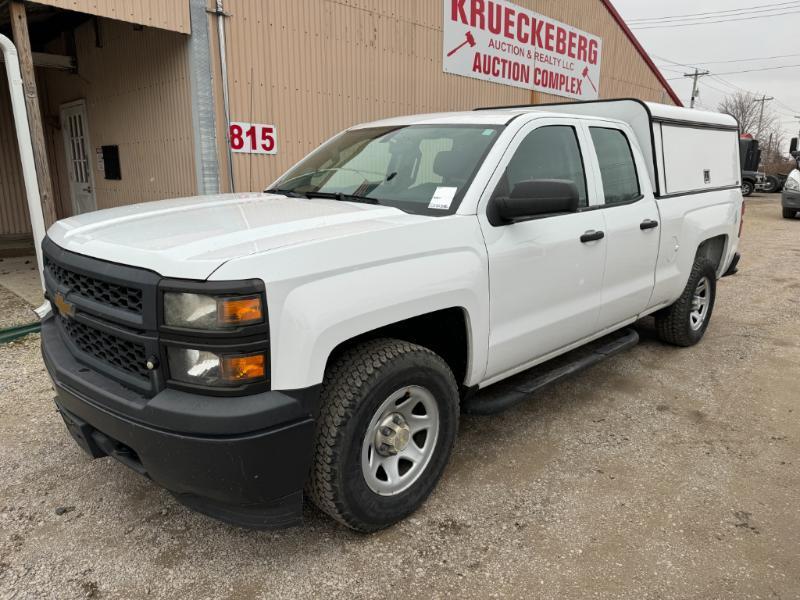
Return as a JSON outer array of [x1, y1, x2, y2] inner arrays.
[[164, 292, 264, 330], [785, 177, 800, 192], [167, 347, 267, 386]]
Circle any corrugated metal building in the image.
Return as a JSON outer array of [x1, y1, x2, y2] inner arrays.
[[0, 0, 680, 243]]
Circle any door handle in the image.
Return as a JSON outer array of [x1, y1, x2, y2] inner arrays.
[[580, 230, 605, 243], [640, 219, 659, 230]]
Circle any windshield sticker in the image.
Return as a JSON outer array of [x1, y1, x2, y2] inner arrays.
[[429, 187, 458, 210], [482, 129, 495, 136]]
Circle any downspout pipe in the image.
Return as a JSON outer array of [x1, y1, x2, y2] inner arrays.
[[187, 0, 220, 195], [0, 34, 46, 292], [214, 0, 235, 191]]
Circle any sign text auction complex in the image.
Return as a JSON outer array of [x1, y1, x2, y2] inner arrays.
[[443, 0, 603, 100]]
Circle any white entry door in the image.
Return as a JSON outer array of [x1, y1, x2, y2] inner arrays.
[[60, 100, 97, 214]]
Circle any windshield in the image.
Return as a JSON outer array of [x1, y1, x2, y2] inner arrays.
[[269, 125, 502, 215]]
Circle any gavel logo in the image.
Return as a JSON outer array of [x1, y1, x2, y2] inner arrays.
[[581, 66, 597, 93], [447, 31, 476, 57]]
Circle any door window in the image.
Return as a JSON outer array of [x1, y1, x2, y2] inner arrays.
[[494, 125, 588, 207], [590, 128, 640, 205]]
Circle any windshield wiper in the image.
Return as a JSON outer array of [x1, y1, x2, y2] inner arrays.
[[304, 191, 379, 205], [264, 188, 308, 199], [266, 188, 379, 205]]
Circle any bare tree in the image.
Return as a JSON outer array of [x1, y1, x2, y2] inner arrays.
[[717, 91, 779, 139], [718, 91, 788, 169]]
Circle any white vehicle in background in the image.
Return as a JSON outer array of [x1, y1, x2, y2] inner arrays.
[[41, 99, 743, 532], [782, 137, 800, 218]]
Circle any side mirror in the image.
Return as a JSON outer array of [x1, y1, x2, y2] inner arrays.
[[791, 137, 798, 157], [489, 179, 579, 226]]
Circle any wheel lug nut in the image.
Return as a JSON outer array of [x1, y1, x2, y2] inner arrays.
[[381, 426, 393, 436], [379, 443, 396, 455], [392, 415, 403, 425]]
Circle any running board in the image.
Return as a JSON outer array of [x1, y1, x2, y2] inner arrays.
[[462, 328, 640, 415]]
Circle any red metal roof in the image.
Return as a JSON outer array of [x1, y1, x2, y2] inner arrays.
[[598, 0, 684, 106]]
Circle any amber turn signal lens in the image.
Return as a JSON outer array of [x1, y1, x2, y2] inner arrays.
[[221, 353, 266, 383], [219, 296, 263, 326]]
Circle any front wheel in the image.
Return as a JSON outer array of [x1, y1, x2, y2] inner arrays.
[[655, 258, 717, 347], [741, 180, 754, 197], [307, 338, 459, 532]]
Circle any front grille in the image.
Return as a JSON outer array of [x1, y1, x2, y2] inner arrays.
[[60, 316, 149, 379], [45, 257, 143, 314]]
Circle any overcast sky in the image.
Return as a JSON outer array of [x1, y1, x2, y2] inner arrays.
[[612, 0, 800, 149]]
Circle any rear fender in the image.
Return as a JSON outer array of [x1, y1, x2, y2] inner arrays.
[[651, 192, 740, 307]]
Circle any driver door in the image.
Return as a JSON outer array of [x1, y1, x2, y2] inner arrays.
[[478, 119, 606, 382]]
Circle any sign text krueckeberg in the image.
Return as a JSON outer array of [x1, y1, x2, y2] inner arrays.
[[443, 0, 602, 101]]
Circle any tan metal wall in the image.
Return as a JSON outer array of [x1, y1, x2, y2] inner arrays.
[[216, 0, 679, 192], [30, 0, 191, 34], [42, 18, 197, 211], [0, 76, 31, 235]]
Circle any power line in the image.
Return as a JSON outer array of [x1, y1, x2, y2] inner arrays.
[[714, 63, 800, 76], [775, 98, 800, 113], [656, 53, 800, 69], [689, 53, 800, 66], [667, 63, 800, 79], [708, 75, 752, 94], [698, 78, 740, 96], [654, 55, 695, 68], [656, 66, 687, 75], [627, 0, 800, 22], [630, 9, 800, 29]]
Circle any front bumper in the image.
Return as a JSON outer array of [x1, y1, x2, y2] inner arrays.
[[42, 317, 318, 529], [781, 189, 800, 209]]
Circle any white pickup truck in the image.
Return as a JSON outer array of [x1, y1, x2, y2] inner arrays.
[[41, 99, 743, 532]]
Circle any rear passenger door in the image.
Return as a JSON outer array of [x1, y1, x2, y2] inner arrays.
[[583, 123, 661, 330]]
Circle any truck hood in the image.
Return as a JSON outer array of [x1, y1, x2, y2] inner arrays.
[[47, 192, 426, 279]]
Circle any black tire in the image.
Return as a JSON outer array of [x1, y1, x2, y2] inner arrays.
[[655, 257, 717, 347], [307, 338, 459, 532], [763, 176, 779, 193], [784, 208, 796, 219], [741, 180, 754, 197]]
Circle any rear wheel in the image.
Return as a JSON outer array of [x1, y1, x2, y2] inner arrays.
[[655, 258, 717, 347], [307, 338, 459, 532], [741, 180, 754, 197], [784, 208, 796, 219], [763, 176, 779, 193]]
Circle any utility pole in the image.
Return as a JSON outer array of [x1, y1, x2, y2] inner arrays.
[[684, 68, 709, 109], [753, 94, 774, 139], [9, 0, 57, 229]]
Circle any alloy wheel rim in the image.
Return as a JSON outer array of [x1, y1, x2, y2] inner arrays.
[[361, 385, 440, 496], [689, 276, 711, 331]]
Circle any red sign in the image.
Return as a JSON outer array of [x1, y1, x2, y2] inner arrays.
[[443, 0, 603, 100], [229, 122, 277, 155]]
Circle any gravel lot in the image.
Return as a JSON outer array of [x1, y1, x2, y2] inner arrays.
[[1, 194, 798, 599]]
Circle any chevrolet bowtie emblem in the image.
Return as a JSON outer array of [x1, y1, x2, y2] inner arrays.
[[53, 291, 76, 319]]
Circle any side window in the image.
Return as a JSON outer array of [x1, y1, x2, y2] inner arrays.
[[589, 128, 641, 205], [497, 125, 588, 207]]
